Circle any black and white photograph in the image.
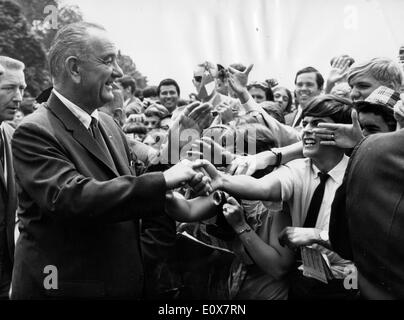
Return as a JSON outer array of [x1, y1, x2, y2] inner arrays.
[[1, 0, 404, 312]]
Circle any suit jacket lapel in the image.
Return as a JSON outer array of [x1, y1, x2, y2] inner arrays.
[[2, 130, 16, 208], [47, 93, 119, 177], [98, 117, 131, 176], [0, 129, 7, 192]]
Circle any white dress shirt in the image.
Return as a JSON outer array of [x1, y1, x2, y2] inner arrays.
[[270, 155, 353, 278], [53, 89, 99, 129]]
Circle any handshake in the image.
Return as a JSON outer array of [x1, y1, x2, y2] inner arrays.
[[163, 159, 221, 195]]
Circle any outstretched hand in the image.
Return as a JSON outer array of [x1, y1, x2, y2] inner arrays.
[[179, 101, 213, 132], [163, 159, 212, 195], [227, 64, 254, 96], [186, 136, 235, 166], [313, 109, 364, 148], [222, 196, 247, 231]]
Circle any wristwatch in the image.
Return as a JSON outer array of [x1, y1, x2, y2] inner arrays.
[[319, 230, 329, 242], [236, 225, 252, 235]]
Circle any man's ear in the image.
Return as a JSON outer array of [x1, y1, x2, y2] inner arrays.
[[65, 56, 81, 84]]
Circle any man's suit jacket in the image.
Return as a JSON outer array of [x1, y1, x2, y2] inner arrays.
[[11, 93, 167, 299], [0, 122, 17, 297], [337, 131, 404, 298]]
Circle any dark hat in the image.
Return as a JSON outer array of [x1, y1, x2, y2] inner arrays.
[[357, 86, 401, 111]]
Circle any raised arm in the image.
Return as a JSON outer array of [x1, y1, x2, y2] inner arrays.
[[227, 64, 301, 146], [228, 141, 303, 176]]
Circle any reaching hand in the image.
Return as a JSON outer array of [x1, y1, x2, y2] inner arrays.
[[222, 196, 248, 231], [187, 136, 235, 166], [163, 159, 212, 193], [227, 151, 276, 176], [179, 101, 213, 132], [215, 101, 235, 124], [278, 227, 317, 249], [227, 64, 254, 96], [198, 159, 224, 191], [313, 109, 364, 148]]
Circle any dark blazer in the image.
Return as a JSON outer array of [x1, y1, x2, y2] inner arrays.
[[341, 131, 404, 299], [11, 93, 167, 299], [0, 122, 17, 297]]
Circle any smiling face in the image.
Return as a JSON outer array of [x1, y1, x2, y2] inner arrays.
[[295, 72, 322, 107], [77, 29, 123, 110], [348, 74, 383, 102], [0, 68, 26, 123], [302, 115, 336, 160], [159, 85, 179, 113]]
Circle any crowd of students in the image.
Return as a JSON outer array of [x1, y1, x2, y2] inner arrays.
[[1, 20, 404, 300]]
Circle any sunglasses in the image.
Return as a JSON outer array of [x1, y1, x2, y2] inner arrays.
[[194, 76, 202, 83]]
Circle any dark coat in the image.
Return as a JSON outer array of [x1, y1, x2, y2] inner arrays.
[[11, 93, 167, 299], [0, 122, 17, 297], [331, 131, 404, 299]]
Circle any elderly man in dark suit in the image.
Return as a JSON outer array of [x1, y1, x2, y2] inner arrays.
[[0, 56, 25, 299], [10, 22, 209, 299]]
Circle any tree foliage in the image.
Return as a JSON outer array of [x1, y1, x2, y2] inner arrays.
[[0, 0, 50, 96], [117, 52, 148, 89], [2, 0, 148, 95]]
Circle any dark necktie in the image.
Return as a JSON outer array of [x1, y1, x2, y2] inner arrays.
[[303, 172, 330, 228], [89, 117, 114, 165]]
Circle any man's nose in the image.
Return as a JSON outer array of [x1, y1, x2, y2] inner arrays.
[[350, 88, 360, 100], [112, 60, 124, 78], [13, 88, 23, 103]]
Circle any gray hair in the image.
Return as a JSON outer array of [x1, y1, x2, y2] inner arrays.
[[48, 21, 106, 82], [347, 57, 403, 91], [0, 56, 25, 73]]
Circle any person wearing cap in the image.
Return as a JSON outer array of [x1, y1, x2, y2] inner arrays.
[[347, 57, 403, 102], [313, 86, 401, 149], [0, 56, 26, 299], [329, 107, 404, 299], [200, 94, 357, 299]]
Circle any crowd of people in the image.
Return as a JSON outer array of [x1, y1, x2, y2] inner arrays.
[[1, 20, 404, 300]]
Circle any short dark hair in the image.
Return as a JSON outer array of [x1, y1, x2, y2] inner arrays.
[[302, 94, 353, 124], [142, 85, 158, 98], [118, 76, 137, 94], [355, 102, 397, 132], [294, 66, 324, 89], [157, 78, 180, 96]]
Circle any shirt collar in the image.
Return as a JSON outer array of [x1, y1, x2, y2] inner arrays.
[[310, 154, 349, 184], [53, 89, 99, 129]]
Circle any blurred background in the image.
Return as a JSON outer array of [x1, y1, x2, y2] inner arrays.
[[1, 0, 404, 97]]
